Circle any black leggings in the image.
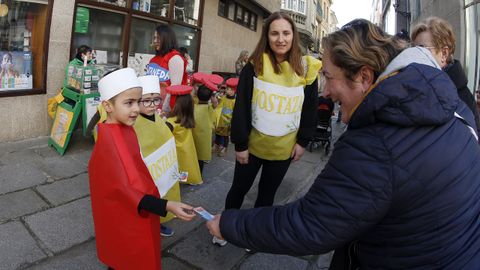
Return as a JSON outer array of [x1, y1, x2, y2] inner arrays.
[[225, 154, 291, 209]]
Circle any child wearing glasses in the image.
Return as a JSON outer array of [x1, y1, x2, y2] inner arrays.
[[165, 84, 203, 185], [88, 68, 195, 270], [134, 75, 182, 237]]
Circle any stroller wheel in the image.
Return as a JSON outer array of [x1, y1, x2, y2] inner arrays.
[[325, 142, 330, 155], [308, 142, 313, 152]]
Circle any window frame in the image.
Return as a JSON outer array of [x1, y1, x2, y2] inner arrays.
[[71, 0, 205, 73], [0, 0, 54, 98]]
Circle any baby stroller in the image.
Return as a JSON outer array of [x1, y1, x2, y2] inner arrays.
[[308, 96, 334, 155]]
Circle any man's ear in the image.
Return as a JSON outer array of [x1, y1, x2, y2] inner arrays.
[[102, 100, 113, 113]]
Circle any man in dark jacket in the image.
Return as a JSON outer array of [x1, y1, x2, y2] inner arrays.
[[207, 20, 480, 269]]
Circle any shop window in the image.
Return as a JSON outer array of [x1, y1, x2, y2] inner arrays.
[[0, 0, 52, 95], [218, 0, 258, 31], [132, 0, 170, 18], [174, 0, 200, 26], [72, 7, 125, 65], [127, 18, 159, 75], [172, 23, 198, 70]]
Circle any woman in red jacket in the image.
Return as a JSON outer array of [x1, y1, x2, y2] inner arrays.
[[147, 25, 188, 114]]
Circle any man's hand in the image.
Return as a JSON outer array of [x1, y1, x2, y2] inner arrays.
[[206, 214, 224, 239]]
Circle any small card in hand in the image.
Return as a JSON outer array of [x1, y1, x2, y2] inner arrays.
[[193, 207, 214, 221]]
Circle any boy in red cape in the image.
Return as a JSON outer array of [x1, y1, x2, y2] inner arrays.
[[88, 68, 195, 270]]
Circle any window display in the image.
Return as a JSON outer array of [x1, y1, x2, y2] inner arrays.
[[132, 0, 170, 18], [0, 0, 50, 93]]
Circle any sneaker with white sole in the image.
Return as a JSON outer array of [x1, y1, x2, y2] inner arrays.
[[161, 225, 174, 237], [212, 236, 228, 246]]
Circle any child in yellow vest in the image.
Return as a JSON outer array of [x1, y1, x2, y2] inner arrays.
[[214, 77, 238, 157], [192, 79, 217, 174], [134, 75, 182, 237], [165, 85, 203, 185]]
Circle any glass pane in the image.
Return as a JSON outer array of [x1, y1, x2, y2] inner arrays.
[[227, 1, 234, 20], [465, 5, 476, 92], [250, 14, 257, 30], [0, 0, 48, 91], [172, 24, 198, 72], [128, 18, 159, 75], [72, 7, 125, 65], [90, 0, 127, 8], [132, 0, 170, 18], [218, 0, 226, 17], [174, 0, 200, 26], [236, 5, 243, 24], [243, 10, 249, 26]]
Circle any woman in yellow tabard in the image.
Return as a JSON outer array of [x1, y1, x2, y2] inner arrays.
[[165, 84, 203, 185], [212, 11, 321, 247]]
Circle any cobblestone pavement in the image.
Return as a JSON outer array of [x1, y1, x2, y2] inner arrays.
[[0, 120, 346, 270]]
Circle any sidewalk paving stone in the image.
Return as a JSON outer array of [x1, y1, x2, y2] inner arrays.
[[162, 257, 197, 270], [0, 189, 48, 222], [24, 197, 94, 253], [26, 241, 104, 270], [168, 225, 247, 270], [0, 163, 47, 194], [0, 221, 46, 270], [36, 173, 90, 206], [238, 253, 309, 270], [34, 155, 87, 180]]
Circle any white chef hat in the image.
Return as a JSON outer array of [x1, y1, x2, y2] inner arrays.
[[138, 75, 160, 95], [98, 68, 141, 101]]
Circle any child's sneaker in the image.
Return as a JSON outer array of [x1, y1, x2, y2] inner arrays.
[[212, 236, 228, 246], [212, 144, 220, 153], [218, 146, 226, 157], [161, 225, 174, 237]]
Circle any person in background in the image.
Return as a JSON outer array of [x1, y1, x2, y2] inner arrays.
[[148, 25, 188, 114], [206, 19, 480, 269], [411, 16, 480, 131], [213, 78, 237, 157], [212, 11, 321, 247], [235, 50, 249, 76]]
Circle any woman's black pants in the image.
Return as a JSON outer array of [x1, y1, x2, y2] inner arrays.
[[225, 154, 291, 209]]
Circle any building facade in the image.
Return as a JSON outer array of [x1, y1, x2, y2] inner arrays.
[[0, 0, 279, 142]]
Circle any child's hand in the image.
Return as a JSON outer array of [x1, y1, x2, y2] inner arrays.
[[166, 201, 196, 221]]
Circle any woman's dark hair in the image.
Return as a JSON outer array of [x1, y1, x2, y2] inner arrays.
[[75, 45, 92, 61], [169, 95, 195, 128], [197, 85, 212, 102], [155, 25, 179, 56], [249, 11, 303, 76], [178, 47, 188, 57]]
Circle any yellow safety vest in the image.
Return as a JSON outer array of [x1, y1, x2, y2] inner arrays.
[[134, 114, 181, 223], [192, 104, 215, 161], [166, 117, 203, 185], [248, 53, 321, 160]]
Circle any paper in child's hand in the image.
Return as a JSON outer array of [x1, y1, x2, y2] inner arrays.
[[178, 171, 188, 182], [193, 207, 214, 221]]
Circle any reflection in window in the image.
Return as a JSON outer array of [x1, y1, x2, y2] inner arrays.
[[172, 24, 198, 71], [174, 0, 200, 26], [227, 1, 235, 20], [250, 14, 257, 31], [128, 19, 159, 75], [218, 0, 226, 17], [72, 7, 125, 65], [236, 6, 243, 24], [0, 0, 49, 92], [132, 0, 170, 18], [93, 0, 127, 8]]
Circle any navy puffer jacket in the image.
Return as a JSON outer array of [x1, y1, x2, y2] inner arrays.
[[220, 63, 480, 269]]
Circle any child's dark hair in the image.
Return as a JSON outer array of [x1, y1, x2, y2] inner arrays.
[[75, 45, 92, 61], [155, 25, 178, 56], [197, 85, 213, 102], [169, 95, 195, 128]]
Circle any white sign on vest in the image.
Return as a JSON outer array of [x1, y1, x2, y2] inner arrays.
[[143, 137, 179, 197], [251, 77, 305, 136]]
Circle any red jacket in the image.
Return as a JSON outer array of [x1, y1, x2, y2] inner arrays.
[[89, 123, 161, 270]]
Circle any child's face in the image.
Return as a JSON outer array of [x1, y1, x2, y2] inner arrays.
[[139, 93, 161, 116], [103, 87, 142, 126], [226, 87, 235, 97]]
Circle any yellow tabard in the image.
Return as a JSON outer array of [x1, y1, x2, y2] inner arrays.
[[92, 104, 108, 142], [166, 117, 203, 185], [192, 104, 215, 161], [248, 53, 322, 160], [216, 97, 235, 136], [134, 114, 181, 223]]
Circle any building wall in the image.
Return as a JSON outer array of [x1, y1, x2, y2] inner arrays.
[[0, 0, 74, 142], [409, 0, 464, 61], [199, 0, 280, 74]]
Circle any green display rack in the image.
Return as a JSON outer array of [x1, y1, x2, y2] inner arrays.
[[48, 87, 100, 155]]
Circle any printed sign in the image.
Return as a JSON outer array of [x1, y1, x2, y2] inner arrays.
[[146, 63, 170, 82]]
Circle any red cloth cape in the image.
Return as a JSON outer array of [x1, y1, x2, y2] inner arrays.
[[89, 124, 161, 270]]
